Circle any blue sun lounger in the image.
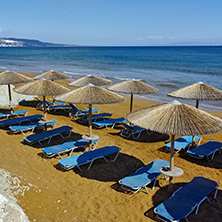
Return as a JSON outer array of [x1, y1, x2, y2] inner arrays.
[[69, 104, 100, 118], [187, 141, 222, 161], [120, 122, 153, 139], [93, 117, 127, 129], [0, 114, 43, 128], [58, 145, 121, 171], [78, 113, 112, 123], [165, 136, 202, 153], [0, 110, 28, 119], [36, 97, 65, 108], [23, 125, 73, 145], [9, 120, 57, 135], [154, 176, 218, 222], [119, 159, 169, 194], [47, 104, 71, 113], [42, 138, 99, 158]]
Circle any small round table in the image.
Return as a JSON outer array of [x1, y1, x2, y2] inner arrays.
[[160, 166, 184, 191], [38, 119, 53, 130], [82, 134, 99, 149]]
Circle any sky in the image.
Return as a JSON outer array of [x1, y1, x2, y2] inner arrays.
[[0, 0, 222, 46]]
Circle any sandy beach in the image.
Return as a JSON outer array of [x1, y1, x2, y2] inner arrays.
[[0, 74, 222, 222]]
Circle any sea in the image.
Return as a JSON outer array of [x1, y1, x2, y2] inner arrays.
[[0, 46, 222, 112]]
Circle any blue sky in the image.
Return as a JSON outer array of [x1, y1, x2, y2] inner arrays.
[[1, 0, 222, 46]]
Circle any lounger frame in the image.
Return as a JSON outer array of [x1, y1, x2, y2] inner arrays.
[[119, 159, 169, 194], [154, 177, 218, 222], [42, 139, 98, 158], [120, 123, 153, 139], [24, 126, 73, 146], [59, 145, 121, 171]]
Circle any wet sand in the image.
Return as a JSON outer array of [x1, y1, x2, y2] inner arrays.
[[0, 74, 222, 222]]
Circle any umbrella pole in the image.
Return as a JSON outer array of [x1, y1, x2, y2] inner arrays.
[[169, 135, 175, 191], [89, 104, 92, 149], [196, 99, 199, 108], [8, 84, 13, 115], [43, 96, 47, 131], [130, 93, 133, 112]]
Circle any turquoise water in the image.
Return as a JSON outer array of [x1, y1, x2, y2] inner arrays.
[[0, 46, 222, 111]]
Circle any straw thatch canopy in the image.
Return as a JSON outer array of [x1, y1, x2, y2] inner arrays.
[[14, 80, 70, 126], [13, 79, 70, 96], [127, 100, 222, 178], [55, 84, 125, 142], [107, 80, 158, 94], [126, 100, 222, 136], [33, 70, 70, 80], [0, 70, 32, 85], [107, 80, 158, 112], [168, 81, 222, 104], [0, 71, 33, 112], [55, 84, 125, 105], [68, 75, 112, 87]]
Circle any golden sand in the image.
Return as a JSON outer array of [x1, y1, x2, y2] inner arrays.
[[0, 75, 222, 222]]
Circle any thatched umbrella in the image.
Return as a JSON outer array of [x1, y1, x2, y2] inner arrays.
[[55, 84, 125, 148], [68, 75, 112, 87], [126, 100, 222, 188], [167, 81, 222, 108], [33, 70, 70, 104], [107, 80, 159, 112], [0, 71, 32, 113], [33, 70, 70, 81], [14, 79, 70, 130]]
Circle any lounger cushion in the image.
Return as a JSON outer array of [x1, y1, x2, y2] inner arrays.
[[9, 120, 57, 132], [93, 117, 126, 127], [187, 141, 222, 158], [120, 159, 169, 190], [155, 177, 218, 221], [59, 145, 121, 168], [24, 126, 72, 144], [42, 138, 98, 156], [0, 114, 43, 126]]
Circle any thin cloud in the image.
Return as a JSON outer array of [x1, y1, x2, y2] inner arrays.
[[135, 36, 163, 41], [0, 28, 8, 33], [62, 10, 69, 14]]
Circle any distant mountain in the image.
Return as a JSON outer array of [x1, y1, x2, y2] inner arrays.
[[0, 38, 77, 47]]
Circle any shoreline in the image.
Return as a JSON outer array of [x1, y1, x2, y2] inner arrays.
[[0, 73, 221, 221]]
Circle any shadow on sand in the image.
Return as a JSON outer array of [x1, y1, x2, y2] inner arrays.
[[54, 152, 145, 182]]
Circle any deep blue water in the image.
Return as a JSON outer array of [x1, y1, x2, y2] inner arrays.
[[0, 46, 222, 111]]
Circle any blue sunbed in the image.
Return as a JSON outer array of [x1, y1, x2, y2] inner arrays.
[[9, 120, 57, 135], [120, 122, 153, 139], [23, 125, 73, 145], [93, 117, 126, 129], [47, 104, 71, 113], [42, 138, 99, 158], [36, 97, 65, 108], [165, 136, 202, 153], [154, 176, 218, 222], [78, 113, 112, 123], [187, 141, 222, 161], [0, 114, 43, 127], [58, 145, 121, 171], [0, 110, 28, 119], [69, 104, 100, 118], [119, 159, 169, 194]]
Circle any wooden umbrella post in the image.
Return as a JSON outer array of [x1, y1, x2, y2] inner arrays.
[[196, 99, 199, 108], [8, 84, 13, 115], [169, 135, 175, 191], [89, 104, 92, 149], [43, 96, 47, 131], [130, 93, 133, 112]]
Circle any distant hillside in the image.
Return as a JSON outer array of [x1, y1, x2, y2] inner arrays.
[[0, 38, 77, 47]]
